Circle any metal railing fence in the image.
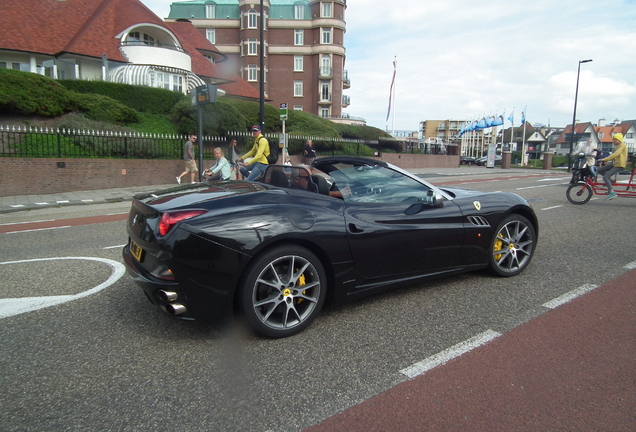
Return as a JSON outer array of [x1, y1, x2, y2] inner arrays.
[[0, 125, 444, 160]]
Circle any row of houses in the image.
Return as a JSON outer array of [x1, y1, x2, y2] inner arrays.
[[417, 118, 635, 158], [0, 0, 353, 122]]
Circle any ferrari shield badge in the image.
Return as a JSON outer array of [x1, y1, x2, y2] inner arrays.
[[473, 201, 481, 211]]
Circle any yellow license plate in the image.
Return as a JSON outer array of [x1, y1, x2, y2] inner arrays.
[[130, 240, 144, 262]]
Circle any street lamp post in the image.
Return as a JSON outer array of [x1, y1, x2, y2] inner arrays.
[[568, 59, 592, 171]]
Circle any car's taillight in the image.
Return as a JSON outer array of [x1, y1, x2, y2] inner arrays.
[[159, 210, 207, 236]]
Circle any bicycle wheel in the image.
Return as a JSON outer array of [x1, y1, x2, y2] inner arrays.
[[566, 183, 592, 204]]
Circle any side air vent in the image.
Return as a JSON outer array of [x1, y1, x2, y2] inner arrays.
[[468, 216, 490, 227]]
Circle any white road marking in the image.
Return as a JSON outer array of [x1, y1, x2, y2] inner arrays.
[[399, 330, 501, 379], [0, 220, 54, 226], [542, 284, 599, 309], [4, 226, 70, 234], [0, 257, 125, 319], [538, 177, 568, 182], [57, 200, 70, 204], [624, 261, 636, 269], [9, 205, 25, 208], [81, 199, 94, 203], [517, 182, 569, 190], [103, 244, 126, 250], [541, 205, 563, 211]]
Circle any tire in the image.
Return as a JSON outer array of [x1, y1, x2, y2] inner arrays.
[[566, 183, 592, 205], [488, 215, 536, 277], [239, 244, 326, 338]]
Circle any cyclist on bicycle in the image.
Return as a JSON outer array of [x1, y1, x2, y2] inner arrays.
[[598, 133, 628, 200]]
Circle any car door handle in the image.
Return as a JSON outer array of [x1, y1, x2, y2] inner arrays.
[[348, 223, 364, 233]]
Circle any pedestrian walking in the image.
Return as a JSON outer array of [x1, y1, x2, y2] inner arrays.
[[177, 135, 198, 184]]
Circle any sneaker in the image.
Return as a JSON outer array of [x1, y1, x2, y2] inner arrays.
[[176, 176, 181, 184], [606, 192, 617, 200]]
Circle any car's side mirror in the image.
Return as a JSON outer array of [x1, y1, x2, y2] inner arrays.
[[404, 192, 444, 215], [426, 190, 444, 208]]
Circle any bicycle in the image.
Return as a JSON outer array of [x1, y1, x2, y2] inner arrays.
[[566, 162, 636, 204]]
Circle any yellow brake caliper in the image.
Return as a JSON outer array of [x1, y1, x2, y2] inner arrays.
[[494, 235, 504, 261], [296, 272, 306, 304]]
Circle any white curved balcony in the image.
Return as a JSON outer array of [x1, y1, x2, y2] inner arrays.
[[119, 44, 191, 71]]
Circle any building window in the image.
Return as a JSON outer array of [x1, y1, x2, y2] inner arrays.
[[321, 108, 330, 118], [293, 105, 303, 111], [321, 2, 332, 18], [248, 38, 257, 55], [294, 55, 303, 72], [321, 82, 330, 101], [206, 29, 215, 44], [598, 132, 604, 139], [248, 9, 258, 29], [294, 29, 304, 45], [294, 5, 304, 19], [321, 54, 331, 76], [321, 28, 332, 44], [172, 75, 183, 92], [156, 72, 170, 89], [206, 4, 215, 18], [248, 65, 258, 82], [294, 80, 303, 97], [626, 133, 634, 139], [143, 34, 155, 46], [128, 31, 141, 45]]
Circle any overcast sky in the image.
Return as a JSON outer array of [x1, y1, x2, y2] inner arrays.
[[140, 0, 636, 131]]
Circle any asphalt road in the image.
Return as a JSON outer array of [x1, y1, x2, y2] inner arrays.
[[1, 169, 634, 432]]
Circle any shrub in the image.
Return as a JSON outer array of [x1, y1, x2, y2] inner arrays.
[[59, 80, 184, 114], [71, 93, 139, 124], [0, 69, 72, 116]]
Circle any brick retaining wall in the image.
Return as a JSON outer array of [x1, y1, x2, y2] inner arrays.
[[0, 154, 459, 197]]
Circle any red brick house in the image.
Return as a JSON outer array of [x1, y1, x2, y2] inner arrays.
[[0, 0, 259, 100]]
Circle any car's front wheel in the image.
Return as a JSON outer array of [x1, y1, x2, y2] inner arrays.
[[489, 215, 536, 277], [239, 245, 326, 338]]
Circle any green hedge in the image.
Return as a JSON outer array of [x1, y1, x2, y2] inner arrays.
[[59, 80, 184, 115]]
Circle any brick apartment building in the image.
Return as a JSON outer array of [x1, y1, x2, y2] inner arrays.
[[166, 0, 350, 119]]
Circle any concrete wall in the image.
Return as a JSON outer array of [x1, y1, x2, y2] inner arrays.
[[0, 153, 460, 197]]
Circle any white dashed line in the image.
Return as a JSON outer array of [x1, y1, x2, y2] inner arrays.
[[542, 284, 599, 309], [399, 330, 501, 379], [4, 226, 71, 234], [541, 205, 563, 211]]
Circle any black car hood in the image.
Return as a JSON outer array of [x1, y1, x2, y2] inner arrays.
[[438, 186, 490, 200]]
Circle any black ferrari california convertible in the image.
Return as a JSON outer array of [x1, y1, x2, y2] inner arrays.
[[123, 157, 538, 338]]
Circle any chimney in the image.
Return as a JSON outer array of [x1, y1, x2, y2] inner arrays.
[[598, 118, 606, 127]]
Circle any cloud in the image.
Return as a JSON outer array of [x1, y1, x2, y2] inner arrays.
[[140, 0, 636, 130]]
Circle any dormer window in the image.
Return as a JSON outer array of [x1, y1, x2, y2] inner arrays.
[[206, 4, 215, 19], [294, 4, 304, 19], [128, 31, 155, 46]]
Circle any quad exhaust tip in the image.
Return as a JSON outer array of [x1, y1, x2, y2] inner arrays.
[[166, 303, 187, 316], [158, 290, 186, 315], [158, 290, 178, 302]]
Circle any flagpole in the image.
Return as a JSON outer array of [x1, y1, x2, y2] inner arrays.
[[521, 106, 527, 166], [391, 57, 397, 135], [386, 57, 397, 135], [509, 107, 515, 165]]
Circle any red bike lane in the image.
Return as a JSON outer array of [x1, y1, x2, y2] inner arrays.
[[305, 270, 636, 432]]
